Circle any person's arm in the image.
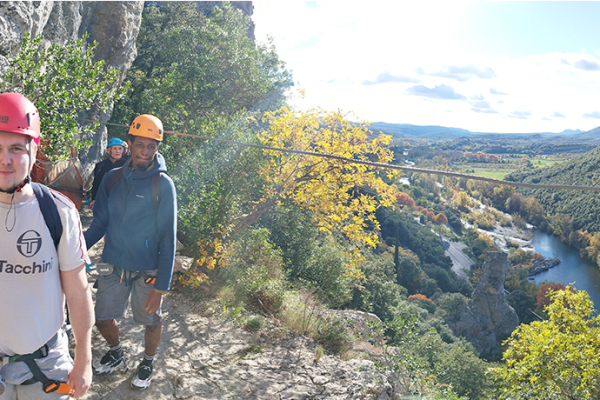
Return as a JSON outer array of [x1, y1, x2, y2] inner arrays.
[[145, 176, 177, 313], [154, 175, 177, 292], [60, 264, 93, 398]]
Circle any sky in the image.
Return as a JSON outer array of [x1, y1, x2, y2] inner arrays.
[[252, 1, 600, 134]]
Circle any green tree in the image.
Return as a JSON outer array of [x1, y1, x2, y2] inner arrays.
[[112, 2, 292, 168], [0, 33, 125, 160], [507, 289, 536, 323], [371, 316, 488, 399], [493, 288, 600, 399], [111, 2, 293, 270]]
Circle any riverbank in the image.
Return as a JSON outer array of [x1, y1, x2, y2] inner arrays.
[[471, 221, 562, 276]]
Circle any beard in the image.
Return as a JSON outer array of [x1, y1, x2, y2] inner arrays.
[[133, 158, 152, 171]]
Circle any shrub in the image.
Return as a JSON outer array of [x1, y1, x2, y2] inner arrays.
[[1, 33, 126, 160], [222, 228, 286, 315], [408, 294, 436, 314], [235, 265, 286, 315], [370, 316, 491, 399], [300, 236, 355, 307], [245, 316, 264, 331], [314, 314, 352, 354], [281, 292, 351, 355], [434, 292, 467, 318], [349, 256, 407, 321]]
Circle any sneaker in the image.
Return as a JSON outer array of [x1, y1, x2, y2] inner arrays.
[[93, 349, 125, 375], [130, 360, 153, 390]]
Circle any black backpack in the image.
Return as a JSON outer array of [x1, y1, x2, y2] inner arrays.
[[31, 182, 62, 249]]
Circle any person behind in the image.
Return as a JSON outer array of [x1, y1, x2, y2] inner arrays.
[[84, 114, 176, 390], [0, 92, 93, 398], [89, 137, 127, 209]]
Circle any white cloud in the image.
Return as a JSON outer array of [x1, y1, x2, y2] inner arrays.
[[583, 111, 600, 119], [253, 2, 600, 133]]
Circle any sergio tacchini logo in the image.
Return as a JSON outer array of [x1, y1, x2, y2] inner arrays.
[[17, 230, 42, 257]]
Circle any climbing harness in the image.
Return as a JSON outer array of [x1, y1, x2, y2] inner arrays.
[[9, 332, 72, 395]]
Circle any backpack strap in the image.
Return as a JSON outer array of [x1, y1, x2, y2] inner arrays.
[[107, 167, 161, 212], [31, 183, 62, 249], [106, 167, 124, 195]]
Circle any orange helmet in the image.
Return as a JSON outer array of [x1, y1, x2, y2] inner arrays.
[[0, 93, 41, 144], [128, 114, 163, 141]]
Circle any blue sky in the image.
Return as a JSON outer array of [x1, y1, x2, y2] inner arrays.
[[253, 1, 600, 133]]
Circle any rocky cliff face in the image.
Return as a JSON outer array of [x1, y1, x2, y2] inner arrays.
[[446, 251, 519, 359], [0, 1, 144, 175]]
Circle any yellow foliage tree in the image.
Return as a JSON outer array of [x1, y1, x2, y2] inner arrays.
[[183, 107, 399, 285], [232, 107, 398, 265]]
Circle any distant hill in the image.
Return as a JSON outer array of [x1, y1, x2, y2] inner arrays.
[[369, 122, 474, 139], [572, 126, 600, 140], [370, 122, 598, 142], [507, 146, 600, 232]]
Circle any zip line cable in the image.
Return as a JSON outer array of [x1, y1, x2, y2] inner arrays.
[[87, 120, 600, 193]]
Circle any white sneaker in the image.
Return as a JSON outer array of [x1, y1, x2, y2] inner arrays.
[[130, 361, 153, 390], [93, 349, 126, 374]]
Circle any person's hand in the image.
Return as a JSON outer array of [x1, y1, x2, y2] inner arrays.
[[145, 290, 163, 314], [68, 360, 92, 398], [89, 200, 95, 209]]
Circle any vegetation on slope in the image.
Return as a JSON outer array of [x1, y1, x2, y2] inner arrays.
[[507, 146, 600, 232], [7, 2, 600, 399]]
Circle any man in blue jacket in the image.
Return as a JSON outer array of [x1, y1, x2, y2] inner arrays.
[[84, 114, 176, 390]]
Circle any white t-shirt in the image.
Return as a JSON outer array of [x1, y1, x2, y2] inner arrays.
[[0, 189, 90, 356]]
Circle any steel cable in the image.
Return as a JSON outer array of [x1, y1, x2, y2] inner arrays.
[[82, 120, 600, 192]]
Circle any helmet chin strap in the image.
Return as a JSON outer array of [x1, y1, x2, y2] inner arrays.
[[0, 176, 31, 194]]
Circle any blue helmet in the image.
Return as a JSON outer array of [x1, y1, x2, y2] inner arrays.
[[107, 138, 126, 148]]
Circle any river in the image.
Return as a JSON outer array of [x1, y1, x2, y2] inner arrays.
[[531, 229, 600, 309]]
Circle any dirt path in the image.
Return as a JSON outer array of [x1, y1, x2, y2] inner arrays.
[[78, 208, 391, 400]]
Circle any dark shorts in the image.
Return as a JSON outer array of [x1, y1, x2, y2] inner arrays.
[[95, 268, 162, 326]]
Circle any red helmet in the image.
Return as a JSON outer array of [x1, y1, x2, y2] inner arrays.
[[0, 93, 41, 145]]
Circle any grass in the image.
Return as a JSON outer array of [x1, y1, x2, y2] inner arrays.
[[454, 165, 518, 180], [468, 168, 514, 179], [454, 156, 568, 180], [529, 158, 567, 167]]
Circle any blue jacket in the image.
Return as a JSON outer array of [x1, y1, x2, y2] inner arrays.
[[84, 153, 177, 291]]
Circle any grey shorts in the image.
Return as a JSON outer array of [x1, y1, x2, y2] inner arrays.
[[95, 268, 162, 326], [0, 328, 72, 400]]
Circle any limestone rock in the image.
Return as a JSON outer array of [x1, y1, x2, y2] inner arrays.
[[446, 251, 519, 359], [173, 255, 194, 274], [0, 2, 53, 57]]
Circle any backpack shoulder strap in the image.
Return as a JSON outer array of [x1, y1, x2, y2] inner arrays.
[[106, 167, 124, 195], [31, 183, 63, 249], [151, 172, 162, 212]]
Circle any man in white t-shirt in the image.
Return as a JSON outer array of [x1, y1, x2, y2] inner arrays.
[[0, 93, 93, 399]]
